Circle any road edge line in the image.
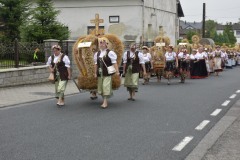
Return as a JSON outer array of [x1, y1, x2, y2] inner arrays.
[[185, 99, 240, 160]]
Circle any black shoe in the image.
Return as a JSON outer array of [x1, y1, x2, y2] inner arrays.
[[90, 96, 98, 100]]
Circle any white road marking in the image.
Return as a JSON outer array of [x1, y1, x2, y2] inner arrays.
[[210, 109, 222, 116], [172, 136, 194, 151], [195, 120, 210, 130], [221, 100, 230, 106], [236, 90, 240, 93], [229, 94, 237, 99]]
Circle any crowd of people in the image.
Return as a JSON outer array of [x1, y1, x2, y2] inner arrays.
[[46, 39, 240, 109], [141, 44, 240, 85]]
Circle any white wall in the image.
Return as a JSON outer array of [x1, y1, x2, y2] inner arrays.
[[53, 0, 143, 42], [143, 0, 177, 44], [53, 0, 178, 44]]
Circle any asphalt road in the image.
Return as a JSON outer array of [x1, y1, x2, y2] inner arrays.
[[0, 67, 240, 160]]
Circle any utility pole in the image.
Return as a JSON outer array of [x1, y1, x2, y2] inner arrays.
[[202, 3, 206, 38]]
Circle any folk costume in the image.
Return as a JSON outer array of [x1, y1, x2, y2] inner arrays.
[[142, 46, 152, 84], [237, 52, 240, 65], [178, 49, 190, 83], [93, 37, 119, 108], [208, 52, 214, 73], [47, 45, 71, 106], [94, 49, 117, 98], [123, 44, 146, 101], [204, 49, 211, 74], [190, 49, 208, 79], [73, 34, 123, 107], [212, 47, 224, 75], [226, 51, 233, 69], [232, 52, 237, 66], [164, 46, 178, 85]]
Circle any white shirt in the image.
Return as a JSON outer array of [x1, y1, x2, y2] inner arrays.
[[195, 52, 206, 60], [143, 53, 152, 63], [94, 49, 117, 65], [123, 51, 145, 64], [178, 52, 189, 59], [46, 53, 70, 68], [212, 50, 225, 58], [190, 54, 196, 60], [165, 52, 176, 61], [203, 51, 208, 60]]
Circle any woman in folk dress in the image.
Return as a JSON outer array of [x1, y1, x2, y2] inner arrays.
[[142, 46, 153, 85], [94, 37, 119, 108], [212, 46, 224, 76], [164, 45, 178, 85], [178, 48, 190, 83]]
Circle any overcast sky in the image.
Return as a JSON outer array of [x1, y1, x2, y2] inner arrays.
[[179, 0, 240, 24]]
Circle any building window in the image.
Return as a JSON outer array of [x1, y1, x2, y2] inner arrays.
[[109, 16, 119, 23], [148, 24, 153, 41], [236, 30, 240, 35]]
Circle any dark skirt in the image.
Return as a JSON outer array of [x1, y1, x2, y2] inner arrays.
[[178, 59, 190, 71], [190, 59, 208, 79], [165, 61, 175, 71], [145, 61, 152, 72]]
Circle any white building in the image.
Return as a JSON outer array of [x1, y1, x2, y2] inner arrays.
[[53, 0, 184, 45]]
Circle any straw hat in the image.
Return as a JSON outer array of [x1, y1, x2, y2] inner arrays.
[[52, 45, 61, 50], [142, 46, 149, 50]]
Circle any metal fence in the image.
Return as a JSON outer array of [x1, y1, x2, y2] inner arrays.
[[0, 39, 45, 69]]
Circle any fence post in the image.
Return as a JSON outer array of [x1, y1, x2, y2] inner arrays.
[[43, 39, 60, 62], [14, 38, 19, 68]]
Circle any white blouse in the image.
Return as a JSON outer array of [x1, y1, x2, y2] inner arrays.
[[165, 52, 176, 61], [212, 51, 225, 58], [94, 49, 117, 64], [123, 51, 145, 64], [195, 52, 206, 60], [46, 53, 71, 68], [143, 53, 152, 63], [178, 52, 189, 59]]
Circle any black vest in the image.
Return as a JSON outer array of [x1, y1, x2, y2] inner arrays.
[[126, 51, 140, 73], [97, 49, 112, 77], [51, 54, 69, 81]]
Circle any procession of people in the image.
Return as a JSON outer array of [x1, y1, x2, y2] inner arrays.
[[46, 16, 239, 109], [48, 35, 240, 109]]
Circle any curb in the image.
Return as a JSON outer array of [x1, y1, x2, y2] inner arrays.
[[0, 93, 79, 109], [185, 99, 240, 160]]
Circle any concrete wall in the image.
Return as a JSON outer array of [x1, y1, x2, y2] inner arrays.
[[0, 66, 49, 88], [0, 39, 79, 88]]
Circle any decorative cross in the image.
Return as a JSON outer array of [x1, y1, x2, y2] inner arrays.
[[90, 14, 104, 36], [159, 28, 166, 37]]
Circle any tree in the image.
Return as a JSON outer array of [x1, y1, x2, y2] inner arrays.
[[21, 0, 69, 43], [213, 31, 220, 42], [224, 23, 236, 44], [186, 30, 198, 42], [205, 20, 217, 39], [0, 0, 29, 42], [222, 32, 230, 43]]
